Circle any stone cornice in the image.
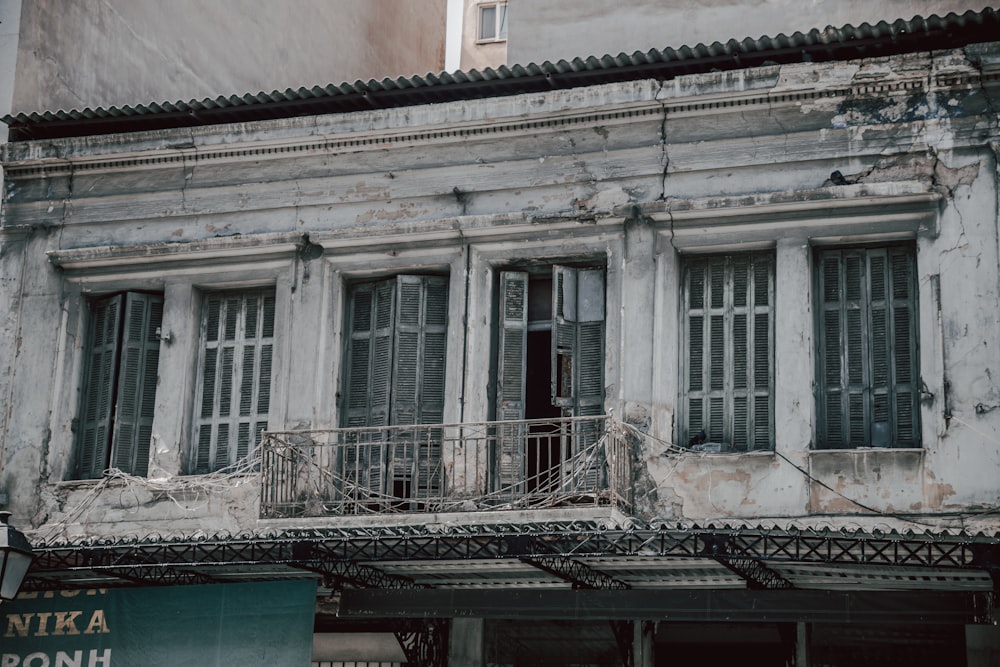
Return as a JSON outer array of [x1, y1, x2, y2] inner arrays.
[[3, 63, 995, 179], [47, 231, 303, 272], [630, 183, 942, 250]]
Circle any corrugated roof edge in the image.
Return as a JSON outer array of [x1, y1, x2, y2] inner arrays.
[[3, 8, 998, 142]]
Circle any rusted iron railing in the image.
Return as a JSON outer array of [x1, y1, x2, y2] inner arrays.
[[259, 416, 632, 518]]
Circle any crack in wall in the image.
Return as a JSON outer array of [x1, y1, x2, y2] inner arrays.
[[655, 80, 669, 203], [179, 129, 197, 212]]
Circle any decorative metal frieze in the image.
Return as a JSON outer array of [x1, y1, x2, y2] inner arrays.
[[22, 522, 1000, 592]]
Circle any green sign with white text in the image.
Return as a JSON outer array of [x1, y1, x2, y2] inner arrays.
[[0, 580, 316, 667]]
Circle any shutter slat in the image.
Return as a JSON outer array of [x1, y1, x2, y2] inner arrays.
[[754, 312, 769, 390], [753, 394, 770, 450], [688, 315, 704, 392], [733, 313, 747, 390], [732, 256, 749, 308], [733, 395, 748, 451], [709, 315, 725, 390]]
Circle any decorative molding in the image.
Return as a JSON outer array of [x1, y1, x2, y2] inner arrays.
[[47, 231, 302, 272], [635, 184, 942, 250], [6, 67, 991, 179], [2, 104, 663, 178]]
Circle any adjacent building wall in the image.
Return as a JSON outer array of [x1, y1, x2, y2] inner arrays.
[[508, 1, 991, 66], [8, 0, 447, 114], [459, 0, 507, 71]]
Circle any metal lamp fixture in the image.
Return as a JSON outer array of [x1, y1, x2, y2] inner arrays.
[[0, 511, 34, 602]]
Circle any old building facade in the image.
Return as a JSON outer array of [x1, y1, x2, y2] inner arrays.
[[1, 9, 1000, 666]]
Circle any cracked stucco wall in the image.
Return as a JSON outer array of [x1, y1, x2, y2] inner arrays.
[[0, 44, 998, 541]]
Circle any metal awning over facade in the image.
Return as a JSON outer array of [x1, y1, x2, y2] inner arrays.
[[22, 520, 1000, 624]]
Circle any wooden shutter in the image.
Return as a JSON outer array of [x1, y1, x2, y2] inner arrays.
[[110, 293, 163, 476], [816, 246, 919, 448], [683, 253, 772, 451], [552, 266, 605, 416], [496, 271, 528, 491], [552, 266, 605, 490], [194, 289, 275, 473], [890, 249, 920, 446], [390, 275, 448, 496], [415, 276, 448, 495], [341, 279, 395, 496], [76, 295, 124, 479]]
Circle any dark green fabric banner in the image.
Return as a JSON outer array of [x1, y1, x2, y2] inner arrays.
[[0, 580, 316, 666]]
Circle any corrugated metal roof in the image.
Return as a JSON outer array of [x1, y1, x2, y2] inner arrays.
[[3, 8, 998, 141]]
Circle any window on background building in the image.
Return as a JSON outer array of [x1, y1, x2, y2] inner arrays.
[[478, 1, 508, 41], [495, 265, 605, 491], [681, 252, 774, 452], [340, 275, 449, 500], [815, 245, 920, 449], [75, 292, 163, 479], [192, 288, 275, 473]]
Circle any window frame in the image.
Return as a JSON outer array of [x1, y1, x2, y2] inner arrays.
[[190, 287, 277, 474], [813, 243, 921, 449], [477, 1, 508, 42], [493, 262, 606, 491], [679, 251, 775, 453]]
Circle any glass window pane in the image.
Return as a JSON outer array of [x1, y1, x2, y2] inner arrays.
[[498, 3, 508, 39], [480, 5, 497, 40]]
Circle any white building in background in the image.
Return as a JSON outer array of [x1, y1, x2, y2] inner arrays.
[[460, 1, 991, 72]]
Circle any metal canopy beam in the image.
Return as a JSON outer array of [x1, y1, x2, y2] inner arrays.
[[293, 560, 423, 590], [523, 557, 630, 590], [338, 589, 989, 624], [717, 556, 794, 589]]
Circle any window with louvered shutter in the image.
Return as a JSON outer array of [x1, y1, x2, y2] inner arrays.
[[681, 252, 774, 452], [815, 245, 920, 449], [192, 288, 275, 473], [494, 265, 606, 491], [341, 275, 449, 498], [75, 292, 163, 479]]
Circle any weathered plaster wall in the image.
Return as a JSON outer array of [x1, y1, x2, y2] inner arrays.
[[1, 44, 998, 542], [9, 0, 446, 114], [509, 1, 990, 66]]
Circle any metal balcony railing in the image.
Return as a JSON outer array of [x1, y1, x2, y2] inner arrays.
[[259, 416, 632, 518]]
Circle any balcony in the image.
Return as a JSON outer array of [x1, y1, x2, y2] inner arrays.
[[260, 416, 632, 519]]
